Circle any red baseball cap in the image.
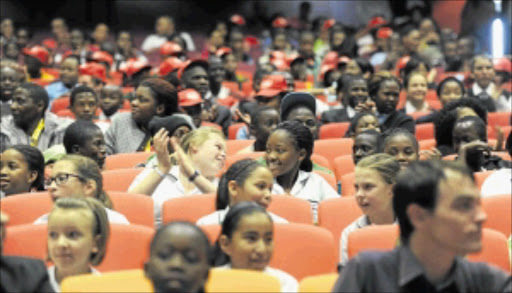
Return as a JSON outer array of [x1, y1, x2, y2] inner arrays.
[[160, 41, 184, 57], [397, 56, 411, 70], [159, 57, 184, 76], [322, 19, 336, 31], [230, 14, 246, 25], [322, 51, 339, 66], [319, 63, 337, 81], [177, 59, 209, 80], [215, 47, 233, 58], [272, 17, 289, 28], [179, 88, 202, 107], [41, 38, 57, 50], [23, 45, 50, 65], [376, 27, 393, 39], [119, 59, 152, 77], [367, 16, 387, 29], [79, 62, 107, 82], [493, 57, 512, 73], [91, 51, 114, 66], [260, 74, 288, 91]]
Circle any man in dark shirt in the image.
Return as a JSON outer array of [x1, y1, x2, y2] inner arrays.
[[333, 160, 511, 292]]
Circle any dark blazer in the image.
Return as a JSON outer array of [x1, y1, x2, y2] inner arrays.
[[0, 255, 55, 293], [320, 108, 351, 124], [213, 104, 232, 137], [380, 110, 416, 134]]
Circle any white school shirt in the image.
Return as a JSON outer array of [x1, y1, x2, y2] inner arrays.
[[339, 215, 371, 266], [128, 159, 218, 227], [34, 208, 130, 225], [271, 170, 339, 222], [196, 207, 289, 226], [47, 265, 100, 292], [480, 168, 512, 197], [216, 264, 298, 293], [472, 82, 511, 112]]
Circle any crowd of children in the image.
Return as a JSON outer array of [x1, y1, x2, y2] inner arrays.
[[1, 2, 511, 292]]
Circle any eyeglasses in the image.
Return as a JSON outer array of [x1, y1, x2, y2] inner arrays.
[[45, 173, 84, 186]]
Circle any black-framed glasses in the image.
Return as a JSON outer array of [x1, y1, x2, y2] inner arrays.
[[45, 173, 84, 186]]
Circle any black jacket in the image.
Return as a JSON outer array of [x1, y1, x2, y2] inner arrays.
[[380, 111, 416, 134], [320, 108, 351, 124], [0, 255, 55, 293]]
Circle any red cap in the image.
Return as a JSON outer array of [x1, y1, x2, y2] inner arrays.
[[91, 51, 114, 66], [397, 56, 411, 70], [159, 57, 184, 76], [244, 36, 260, 46], [177, 59, 209, 80], [338, 56, 351, 65], [367, 16, 387, 29], [319, 63, 337, 81], [23, 45, 50, 65], [160, 41, 184, 56], [179, 89, 202, 107], [42, 38, 57, 50], [269, 50, 286, 61], [376, 27, 393, 39], [260, 75, 288, 92], [493, 57, 512, 73], [215, 47, 233, 58], [322, 19, 336, 31], [322, 51, 339, 66], [270, 58, 289, 71], [119, 59, 151, 77], [272, 17, 288, 28], [230, 14, 246, 25], [79, 62, 107, 82]]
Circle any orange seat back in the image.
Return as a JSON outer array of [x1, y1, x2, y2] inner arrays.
[[102, 168, 143, 192], [333, 155, 355, 183], [313, 170, 337, 190], [313, 139, 354, 163], [162, 194, 216, 224], [0, 192, 52, 226], [481, 194, 511, 238], [467, 228, 511, 272], [104, 152, 154, 170], [488, 112, 511, 127], [299, 273, 339, 292], [415, 123, 434, 140], [206, 268, 281, 292], [318, 197, 363, 258], [61, 269, 153, 292], [419, 139, 437, 151], [319, 122, 350, 139], [50, 97, 70, 113], [108, 192, 154, 228], [226, 139, 255, 156], [267, 195, 313, 224], [340, 173, 355, 196], [228, 123, 247, 140]]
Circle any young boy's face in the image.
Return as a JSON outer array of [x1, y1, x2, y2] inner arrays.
[[100, 87, 123, 116], [71, 92, 98, 121], [252, 109, 279, 143], [471, 57, 495, 89]]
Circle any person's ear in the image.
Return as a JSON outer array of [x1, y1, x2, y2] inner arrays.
[[91, 234, 101, 254], [155, 104, 165, 116], [36, 100, 45, 114], [219, 235, 231, 256], [228, 180, 239, 201], [27, 170, 38, 186], [406, 203, 431, 231], [298, 148, 307, 163], [83, 179, 97, 198]]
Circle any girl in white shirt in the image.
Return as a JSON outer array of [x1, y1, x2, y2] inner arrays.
[[212, 202, 298, 292], [266, 121, 339, 221], [128, 127, 225, 226], [46, 197, 109, 292], [196, 159, 288, 225]]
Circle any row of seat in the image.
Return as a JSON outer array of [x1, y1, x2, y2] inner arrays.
[[60, 268, 340, 293], [4, 222, 509, 283], [2, 192, 510, 250]]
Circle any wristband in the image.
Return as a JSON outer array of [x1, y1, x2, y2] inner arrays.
[[154, 167, 166, 178], [188, 170, 200, 182]]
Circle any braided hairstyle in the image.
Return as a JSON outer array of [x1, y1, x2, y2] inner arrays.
[[274, 120, 314, 172]]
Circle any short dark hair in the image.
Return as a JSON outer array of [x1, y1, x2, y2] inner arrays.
[[401, 56, 431, 86], [18, 82, 49, 113], [436, 76, 465, 98], [470, 54, 492, 72], [336, 74, 365, 95], [354, 129, 383, 150], [139, 78, 178, 115], [381, 127, 419, 153], [274, 120, 314, 172], [368, 76, 401, 99], [454, 116, 487, 142], [70, 85, 97, 106], [63, 120, 102, 153], [150, 221, 211, 260], [393, 160, 473, 244], [345, 111, 379, 137]]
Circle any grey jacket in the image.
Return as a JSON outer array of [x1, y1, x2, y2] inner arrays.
[[0, 112, 70, 152]]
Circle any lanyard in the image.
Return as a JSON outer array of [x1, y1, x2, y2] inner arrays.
[[144, 138, 152, 152], [30, 119, 45, 147]]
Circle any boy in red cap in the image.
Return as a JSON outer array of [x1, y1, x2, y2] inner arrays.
[[178, 88, 203, 128], [78, 62, 107, 95]]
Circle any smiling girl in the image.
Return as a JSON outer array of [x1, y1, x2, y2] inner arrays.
[[196, 159, 288, 225], [47, 197, 109, 292], [212, 202, 297, 292], [339, 153, 400, 267], [0, 144, 45, 197], [265, 121, 339, 221], [382, 128, 419, 171]]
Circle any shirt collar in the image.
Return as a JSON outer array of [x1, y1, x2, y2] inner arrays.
[[472, 82, 495, 96], [398, 245, 464, 292], [346, 106, 356, 118]]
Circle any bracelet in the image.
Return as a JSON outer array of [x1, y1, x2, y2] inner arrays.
[[154, 167, 166, 178], [188, 170, 200, 182]]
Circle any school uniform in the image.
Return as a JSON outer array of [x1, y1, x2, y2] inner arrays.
[[196, 207, 288, 226], [47, 266, 100, 292]]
